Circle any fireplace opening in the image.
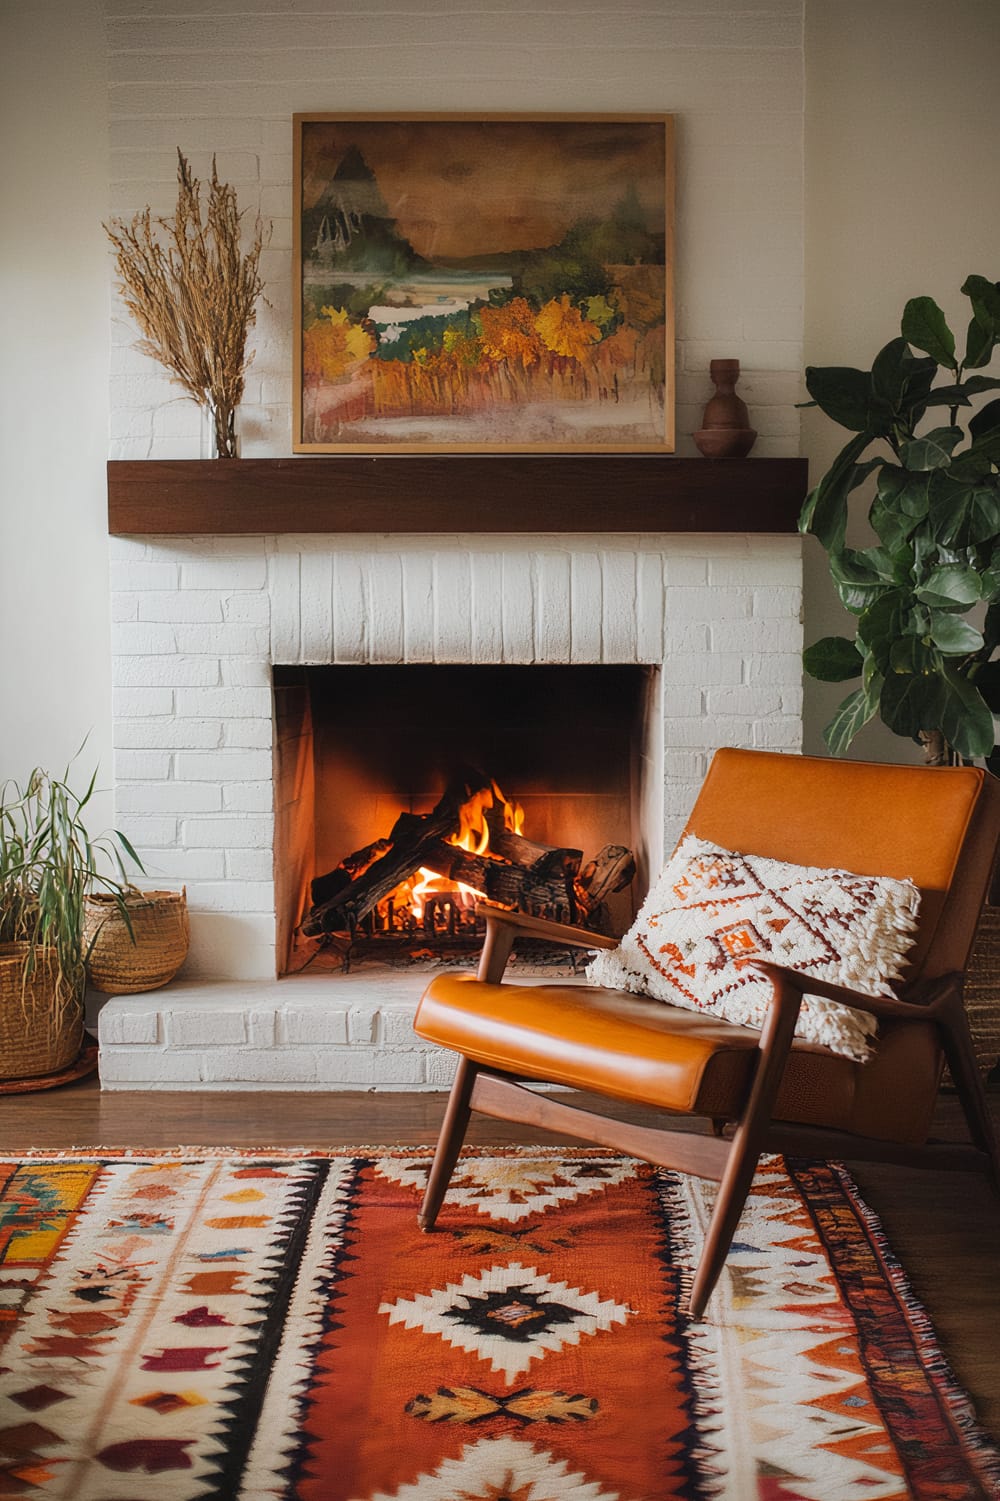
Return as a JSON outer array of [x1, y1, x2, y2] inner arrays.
[[273, 664, 662, 974]]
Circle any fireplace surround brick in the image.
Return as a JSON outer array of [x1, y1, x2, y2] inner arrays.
[[98, 528, 803, 1088]]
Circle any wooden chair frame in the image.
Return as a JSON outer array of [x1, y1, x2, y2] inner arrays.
[[418, 906, 1000, 1319]]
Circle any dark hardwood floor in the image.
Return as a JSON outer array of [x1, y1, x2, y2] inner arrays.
[[2, 1078, 998, 1439]]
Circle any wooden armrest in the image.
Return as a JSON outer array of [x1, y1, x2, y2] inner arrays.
[[475, 902, 618, 951], [475, 902, 618, 983], [750, 961, 960, 1022]]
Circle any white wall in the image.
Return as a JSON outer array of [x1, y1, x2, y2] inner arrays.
[[0, 0, 113, 817], [802, 0, 1000, 760]]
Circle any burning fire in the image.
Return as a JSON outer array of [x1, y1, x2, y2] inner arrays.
[[386, 780, 524, 926]]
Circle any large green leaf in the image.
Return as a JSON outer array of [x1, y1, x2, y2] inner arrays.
[[915, 561, 983, 608], [970, 397, 1000, 442], [919, 376, 1000, 409], [901, 296, 957, 370], [802, 635, 863, 682], [899, 359, 938, 426], [824, 678, 882, 757], [899, 426, 962, 470], [939, 667, 997, 759], [798, 432, 877, 551], [969, 437, 1000, 469], [962, 274, 1000, 324], [874, 466, 930, 526], [949, 450, 995, 484], [804, 365, 873, 432], [927, 470, 1000, 549], [972, 656, 1000, 711], [964, 315, 995, 370], [910, 525, 938, 578], [928, 611, 985, 655], [880, 669, 946, 740], [829, 547, 895, 614], [889, 636, 940, 678], [869, 490, 920, 552], [857, 589, 913, 675], [923, 385, 973, 408], [960, 274, 1000, 369], [870, 337, 908, 405]]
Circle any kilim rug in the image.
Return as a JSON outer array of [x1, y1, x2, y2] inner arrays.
[[0, 1148, 997, 1501]]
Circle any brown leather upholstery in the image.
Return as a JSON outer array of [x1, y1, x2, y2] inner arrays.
[[415, 975, 941, 1145]]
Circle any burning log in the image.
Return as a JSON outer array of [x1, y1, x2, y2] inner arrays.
[[573, 843, 637, 934], [576, 845, 636, 911], [301, 769, 493, 938], [310, 837, 391, 910], [418, 839, 577, 918]]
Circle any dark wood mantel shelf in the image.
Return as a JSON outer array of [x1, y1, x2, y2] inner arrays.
[[107, 456, 808, 536]]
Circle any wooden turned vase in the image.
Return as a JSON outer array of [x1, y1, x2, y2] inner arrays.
[[694, 359, 757, 458]]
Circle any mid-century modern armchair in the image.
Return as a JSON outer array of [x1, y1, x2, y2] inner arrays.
[[413, 749, 1000, 1318]]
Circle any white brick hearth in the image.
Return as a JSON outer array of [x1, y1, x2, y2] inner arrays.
[[98, 529, 803, 1089]]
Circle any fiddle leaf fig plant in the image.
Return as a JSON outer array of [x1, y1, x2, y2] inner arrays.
[[800, 274, 1000, 768]]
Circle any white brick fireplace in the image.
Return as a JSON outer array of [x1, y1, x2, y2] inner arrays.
[[98, 528, 802, 1088]]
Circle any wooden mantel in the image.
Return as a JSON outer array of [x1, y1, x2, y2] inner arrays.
[[106, 456, 808, 536]]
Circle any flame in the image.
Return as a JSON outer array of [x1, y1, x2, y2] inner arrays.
[[388, 780, 524, 924], [448, 780, 524, 856]]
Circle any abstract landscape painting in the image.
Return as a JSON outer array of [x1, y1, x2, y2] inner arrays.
[[293, 115, 674, 452]]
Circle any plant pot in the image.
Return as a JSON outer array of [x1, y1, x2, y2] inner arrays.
[[0, 943, 84, 1081], [84, 888, 189, 994], [965, 878, 1000, 1078]]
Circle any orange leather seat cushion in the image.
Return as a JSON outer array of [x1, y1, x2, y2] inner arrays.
[[414, 974, 941, 1146]]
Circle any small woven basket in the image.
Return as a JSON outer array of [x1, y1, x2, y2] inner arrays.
[[0, 943, 83, 1081], [84, 888, 189, 994], [965, 900, 1000, 1075]]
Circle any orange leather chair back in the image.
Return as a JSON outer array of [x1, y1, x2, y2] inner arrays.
[[682, 749, 1000, 982]]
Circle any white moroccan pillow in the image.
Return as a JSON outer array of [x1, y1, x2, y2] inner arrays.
[[585, 836, 921, 1062]]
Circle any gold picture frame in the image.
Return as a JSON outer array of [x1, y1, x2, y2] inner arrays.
[[293, 113, 675, 453]]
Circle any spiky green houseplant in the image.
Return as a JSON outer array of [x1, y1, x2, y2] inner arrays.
[[0, 765, 138, 1070], [801, 275, 1000, 768]]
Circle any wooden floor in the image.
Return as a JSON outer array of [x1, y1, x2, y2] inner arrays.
[[2, 1078, 998, 1440]]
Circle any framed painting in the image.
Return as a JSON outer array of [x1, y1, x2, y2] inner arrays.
[[293, 113, 675, 453]]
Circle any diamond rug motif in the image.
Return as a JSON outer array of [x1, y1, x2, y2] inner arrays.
[[0, 1148, 996, 1500]]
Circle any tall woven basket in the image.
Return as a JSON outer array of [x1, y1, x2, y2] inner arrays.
[[965, 899, 1000, 1078], [84, 888, 189, 994], [0, 944, 84, 1081]]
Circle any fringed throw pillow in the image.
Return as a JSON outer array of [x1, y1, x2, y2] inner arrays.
[[586, 836, 921, 1061]]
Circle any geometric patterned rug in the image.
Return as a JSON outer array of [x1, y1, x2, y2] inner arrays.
[[1, 1148, 997, 1500]]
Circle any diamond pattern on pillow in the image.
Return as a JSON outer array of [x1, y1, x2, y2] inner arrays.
[[586, 836, 921, 1061]]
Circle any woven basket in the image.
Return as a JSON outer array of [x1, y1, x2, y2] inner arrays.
[[965, 900, 1000, 1075], [0, 943, 83, 1081], [84, 888, 189, 994]]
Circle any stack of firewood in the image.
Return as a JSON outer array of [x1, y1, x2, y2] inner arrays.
[[300, 770, 634, 941]]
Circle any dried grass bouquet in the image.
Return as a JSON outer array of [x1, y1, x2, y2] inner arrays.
[[105, 150, 269, 457]]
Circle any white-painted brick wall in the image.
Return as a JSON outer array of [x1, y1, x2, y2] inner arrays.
[[105, 1, 803, 463], [110, 531, 802, 1007]]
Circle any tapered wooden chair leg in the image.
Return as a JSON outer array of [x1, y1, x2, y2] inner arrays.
[[419, 1056, 478, 1231], [687, 1135, 762, 1319], [688, 977, 803, 1319]]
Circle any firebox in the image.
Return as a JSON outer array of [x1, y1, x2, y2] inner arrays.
[[273, 664, 662, 974]]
